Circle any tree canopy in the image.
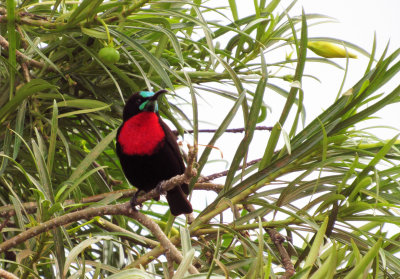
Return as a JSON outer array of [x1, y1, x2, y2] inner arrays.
[[0, 0, 400, 278]]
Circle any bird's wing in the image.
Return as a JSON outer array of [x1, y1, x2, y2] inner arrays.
[[158, 118, 189, 194]]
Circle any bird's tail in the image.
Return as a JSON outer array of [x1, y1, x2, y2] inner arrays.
[[166, 185, 193, 216]]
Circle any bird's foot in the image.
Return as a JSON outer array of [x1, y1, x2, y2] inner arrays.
[[130, 191, 143, 210], [156, 182, 167, 196]]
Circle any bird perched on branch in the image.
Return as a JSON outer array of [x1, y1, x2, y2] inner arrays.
[[116, 90, 193, 216]]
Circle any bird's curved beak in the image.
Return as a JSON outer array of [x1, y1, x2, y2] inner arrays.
[[149, 89, 168, 101], [141, 89, 168, 112]]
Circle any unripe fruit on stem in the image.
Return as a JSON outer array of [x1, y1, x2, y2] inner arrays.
[[307, 41, 357, 58], [98, 47, 120, 65]]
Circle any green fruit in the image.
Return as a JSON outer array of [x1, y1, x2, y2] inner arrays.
[[98, 47, 120, 64], [307, 41, 357, 59]]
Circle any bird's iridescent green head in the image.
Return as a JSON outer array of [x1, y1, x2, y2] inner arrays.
[[138, 91, 158, 112], [139, 91, 155, 98], [123, 90, 167, 121]]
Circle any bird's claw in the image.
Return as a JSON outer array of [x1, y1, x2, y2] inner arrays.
[[130, 192, 143, 210], [156, 182, 167, 196]]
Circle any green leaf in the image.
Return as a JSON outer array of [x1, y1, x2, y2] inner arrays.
[[57, 105, 111, 118], [63, 236, 114, 277], [172, 249, 195, 279], [0, 128, 12, 176], [68, 129, 117, 182], [347, 177, 372, 202], [259, 10, 308, 169], [343, 135, 399, 196], [0, 79, 57, 123], [66, 0, 103, 26], [300, 217, 329, 279], [12, 99, 27, 160], [180, 227, 192, 256], [32, 137, 54, 203], [110, 29, 174, 90], [21, 29, 65, 77], [81, 27, 108, 39], [223, 75, 267, 192], [6, 0, 16, 99], [56, 166, 107, 202], [106, 269, 155, 279], [309, 242, 337, 279], [191, 92, 245, 191], [343, 238, 383, 279], [55, 99, 110, 110], [47, 100, 58, 176], [228, 0, 239, 21]]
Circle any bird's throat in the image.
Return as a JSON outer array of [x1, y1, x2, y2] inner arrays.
[[118, 112, 165, 155]]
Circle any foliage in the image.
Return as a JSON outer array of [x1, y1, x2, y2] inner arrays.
[[0, 0, 400, 278]]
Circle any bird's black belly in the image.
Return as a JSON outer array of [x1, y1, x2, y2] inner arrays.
[[117, 141, 184, 193]]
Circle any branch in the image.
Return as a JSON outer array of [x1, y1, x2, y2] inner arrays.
[[0, 189, 137, 218], [0, 203, 131, 253], [131, 210, 198, 274], [0, 172, 195, 253], [129, 216, 299, 269], [0, 268, 18, 279], [0, 181, 222, 218], [0, 145, 220, 219], [0, 146, 198, 254], [0, 34, 56, 72], [272, 230, 295, 279], [0, 182, 221, 218], [105, 0, 151, 23], [134, 145, 197, 204]]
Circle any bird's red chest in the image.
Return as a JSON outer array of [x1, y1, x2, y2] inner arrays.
[[118, 112, 165, 155]]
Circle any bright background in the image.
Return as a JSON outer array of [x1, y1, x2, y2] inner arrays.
[[181, 1, 400, 211]]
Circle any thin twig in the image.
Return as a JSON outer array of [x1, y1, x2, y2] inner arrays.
[[95, 217, 158, 248], [0, 215, 11, 233], [199, 158, 262, 182], [129, 216, 299, 269], [194, 183, 224, 192], [173, 126, 273, 136], [21, 63, 30, 82], [167, 256, 175, 278], [272, 230, 295, 279], [244, 204, 295, 278], [16, 25, 28, 50], [92, 161, 122, 186]]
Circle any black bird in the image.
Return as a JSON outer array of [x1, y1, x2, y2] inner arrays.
[[116, 90, 193, 216]]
